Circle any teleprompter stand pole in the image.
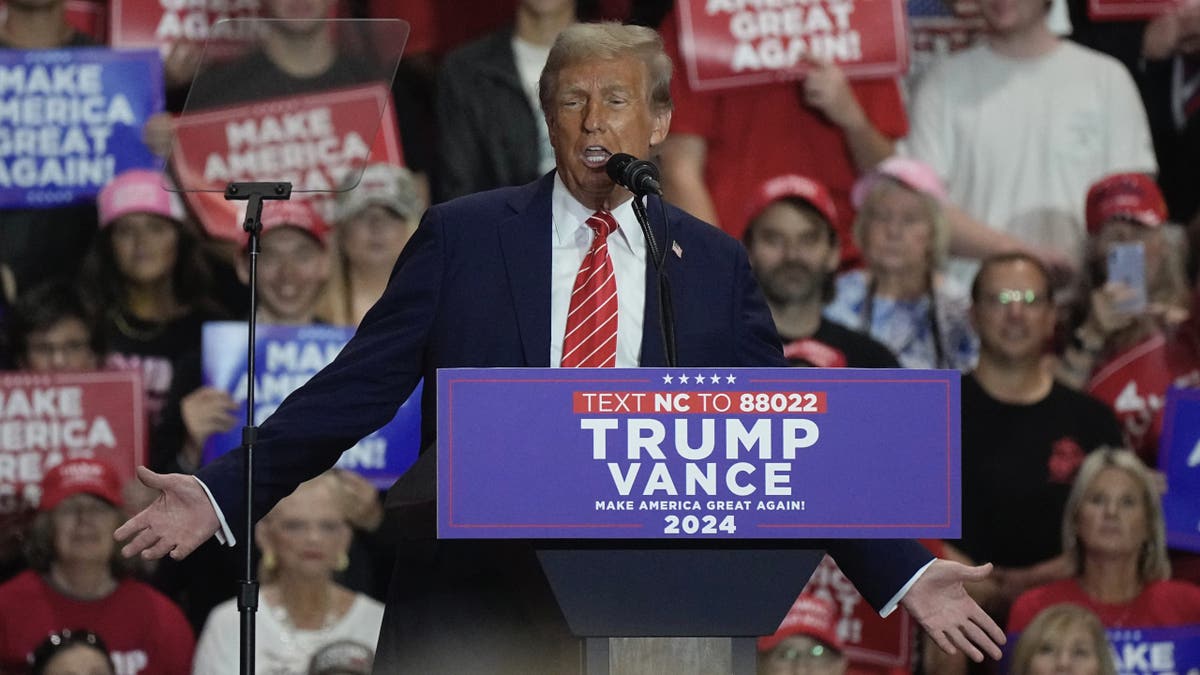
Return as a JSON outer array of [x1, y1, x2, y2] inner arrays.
[[224, 181, 293, 675]]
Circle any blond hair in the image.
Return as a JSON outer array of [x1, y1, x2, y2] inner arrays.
[[852, 177, 951, 271], [1009, 604, 1117, 675], [538, 22, 673, 119], [256, 472, 351, 583], [1062, 448, 1170, 583]]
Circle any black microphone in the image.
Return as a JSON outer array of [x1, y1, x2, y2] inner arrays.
[[606, 153, 662, 196]]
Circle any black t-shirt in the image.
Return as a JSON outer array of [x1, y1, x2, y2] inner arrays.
[[103, 308, 212, 435], [780, 318, 900, 368], [958, 374, 1123, 568]]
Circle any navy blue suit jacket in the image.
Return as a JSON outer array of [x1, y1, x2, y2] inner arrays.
[[196, 173, 931, 610]]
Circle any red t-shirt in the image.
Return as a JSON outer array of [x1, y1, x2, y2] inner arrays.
[[1007, 578, 1200, 634], [0, 571, 195, 675], [1086, 320, 1200, 465], [659, 10, 909, 266]]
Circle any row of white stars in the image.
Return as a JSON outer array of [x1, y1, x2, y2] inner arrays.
[[662, 373, 737, 384]]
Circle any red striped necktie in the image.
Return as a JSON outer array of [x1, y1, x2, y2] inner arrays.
[[561, 210, 619, 368]]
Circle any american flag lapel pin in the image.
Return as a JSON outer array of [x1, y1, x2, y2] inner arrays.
[[672, 241, 683, 259]]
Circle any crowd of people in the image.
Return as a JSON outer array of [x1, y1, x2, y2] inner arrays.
[[0, 0, 1198, 672]]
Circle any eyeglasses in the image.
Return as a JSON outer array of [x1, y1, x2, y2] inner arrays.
[[29, 628, 111, 672], [770, 643, 841, 664], [977, 288, 1050, 309]]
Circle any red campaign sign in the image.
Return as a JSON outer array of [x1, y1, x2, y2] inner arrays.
[[0, 370, 145, 525], [66, 0, 108, 43], [170, 83, 404, 240], [108, 0, 262, 51], [803, 555, 913, 669], [676, 0, 909, 92], [1088, 0, 1177, 21], [0, 1, 107, 42]]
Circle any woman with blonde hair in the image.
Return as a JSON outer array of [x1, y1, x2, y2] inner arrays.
[[319, 164, 426, 326], [824, 156, 977, 370], [1008, 448, 1200, 632], [1008, 604, 1116, 675], [192, 472, 384, 674]]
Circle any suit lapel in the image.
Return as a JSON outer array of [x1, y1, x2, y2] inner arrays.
[[498, 174, 555, 367], [638, 195, 673, 367], [498, 183, 676, 368]]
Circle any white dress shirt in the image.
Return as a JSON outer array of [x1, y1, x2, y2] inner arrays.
[[550, 174, 647, 368]]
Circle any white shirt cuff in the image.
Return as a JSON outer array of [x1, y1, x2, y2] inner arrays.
[[880, 558, 935, 617], [194, 476, 237, 547]]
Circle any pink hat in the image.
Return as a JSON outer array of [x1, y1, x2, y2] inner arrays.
[[255, 201, 331, 246], [757, 594, 845, 654], [1085, 173, 1166, 234], [744, 174, 839, 236], [97, 169, 186, 228], [39, 459, 124, 512], [851, 157, 948, 209]]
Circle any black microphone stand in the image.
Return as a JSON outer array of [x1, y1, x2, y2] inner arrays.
[[631, 192, 678, 368], [224, 180, 292, 675]]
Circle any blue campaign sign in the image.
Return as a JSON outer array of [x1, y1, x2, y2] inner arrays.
[[1108, 626, 1200, 675], [201, 322, 421, 490], [1159, 386, 1200, 553], [437, 367, 961, 539], [0, 47, 163, 208], [1004, 626, 1200, 674]]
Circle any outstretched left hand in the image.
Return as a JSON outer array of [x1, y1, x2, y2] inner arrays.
[[901, 560, 1007, 662]]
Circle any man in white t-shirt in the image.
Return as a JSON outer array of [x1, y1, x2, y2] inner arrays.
[[901, 0, 1158, 288]]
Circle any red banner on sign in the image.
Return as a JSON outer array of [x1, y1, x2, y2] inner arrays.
[[169, 83, 404, 240], [675, 0, 909, 92], [0, 370, 145, 526], [803, 556, 913, 670], [108, 0, 263, 51], [1087, 0, 1177, 21]]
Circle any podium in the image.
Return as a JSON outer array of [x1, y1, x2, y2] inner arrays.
[[538, 547, 824, 673], [438, 367, 961, 674]]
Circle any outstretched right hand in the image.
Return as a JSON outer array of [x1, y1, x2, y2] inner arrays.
[[114, 466, 221, 561]]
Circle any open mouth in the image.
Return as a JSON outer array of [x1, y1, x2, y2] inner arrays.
[[581, 146, 612, 169]]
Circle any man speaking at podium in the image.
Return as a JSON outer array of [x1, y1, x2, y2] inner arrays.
[[116, 22, 1005, 673]]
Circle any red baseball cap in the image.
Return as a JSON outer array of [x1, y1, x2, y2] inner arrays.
[[744, 174, 839, 237], [1085, 173, 1166, 234], [39, 459, 124, 512], [757, 594, 845, 653]]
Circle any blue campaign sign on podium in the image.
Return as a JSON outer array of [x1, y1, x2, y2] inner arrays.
[[437, 367, 961, 540], [201, 322, 421, 489], [1159, 386, 1200, 553]]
